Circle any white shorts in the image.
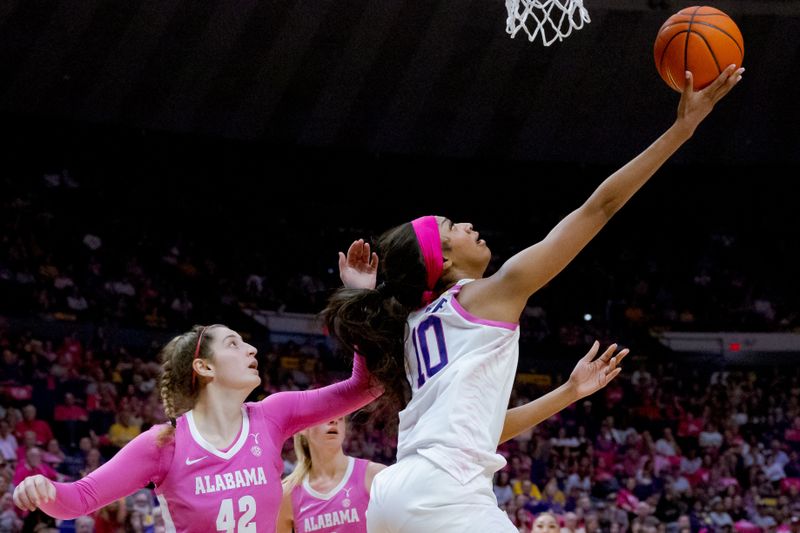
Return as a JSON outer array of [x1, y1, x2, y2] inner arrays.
[[367, 454, 516, 533]]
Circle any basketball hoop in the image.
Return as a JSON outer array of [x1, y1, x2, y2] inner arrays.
[[505, 0, 590, 46]]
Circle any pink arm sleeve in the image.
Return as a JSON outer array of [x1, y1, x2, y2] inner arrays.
[[39, 426, 170, 519], [259, 354, 382, 441]]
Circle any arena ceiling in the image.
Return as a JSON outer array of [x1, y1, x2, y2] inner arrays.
[[1, 0, 798, 166]]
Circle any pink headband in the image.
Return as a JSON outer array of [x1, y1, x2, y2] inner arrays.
[[411, 216, 443, 306]]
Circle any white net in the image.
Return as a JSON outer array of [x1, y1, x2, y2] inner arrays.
[[505, 0, 590, 46]]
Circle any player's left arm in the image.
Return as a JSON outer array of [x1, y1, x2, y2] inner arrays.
[[499, 342, 627, 444]]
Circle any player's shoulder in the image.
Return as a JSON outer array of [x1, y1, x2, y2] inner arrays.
[[365, 460, 387, 475], [357, 456, 386, 476], [140, 422, 176, 447]]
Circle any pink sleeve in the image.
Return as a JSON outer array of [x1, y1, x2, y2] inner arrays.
[[258, 354, 382, 441], [39, 426, 171, 519]]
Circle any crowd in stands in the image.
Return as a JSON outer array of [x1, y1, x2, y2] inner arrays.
[[2, 321, 800, 533], [1, 170, 798, 343], [1, 169, 799, 532]]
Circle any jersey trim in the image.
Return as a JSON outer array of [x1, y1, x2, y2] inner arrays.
[[449, 284, 518, 331], [186, 407, 250, 460], [301, 456, 355, 500]]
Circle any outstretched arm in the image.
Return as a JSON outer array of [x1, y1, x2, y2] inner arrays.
[[499, 342, 628, 444], [462, 66, 745, 323], [261, 353, 383, 440], [258, 240, 383, 438], [14, 427, 167, 518]]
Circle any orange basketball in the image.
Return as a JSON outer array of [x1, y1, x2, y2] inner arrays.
[[654, 6, 744, 92]]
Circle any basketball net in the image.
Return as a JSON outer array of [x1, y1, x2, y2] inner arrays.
[[505, 0, 590, 46]]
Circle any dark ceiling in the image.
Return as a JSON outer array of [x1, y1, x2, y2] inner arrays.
[[1, 0, 798, 167]]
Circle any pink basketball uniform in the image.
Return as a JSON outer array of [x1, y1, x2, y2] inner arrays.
[[291, 457, 370, 533], [38, 355, 379, 533]]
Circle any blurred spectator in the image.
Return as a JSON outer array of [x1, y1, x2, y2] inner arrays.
[[52, 393, 89, 450], [495, 470, 514, 507], [92, 498, 127, 533], [0, 492, 23, 532], [532, 512, 560, 533], [127, 489, 155, 533], [74, 515, 95, 533], [561, 511, 584, 533], [40, 439, 65, 471], [0, 350, 24, 384], [61, 436, 93, 479], [0, 420, 18, 462], [79, 447, 103, 478], [21, 508, 56, 532], [15, 431, 37, 462], [13, 405, 53, 447], [709, 496, 735, 529], [107, 410, 141, 451], [12, 447, 58, 486], [698, 422, 724, 450]]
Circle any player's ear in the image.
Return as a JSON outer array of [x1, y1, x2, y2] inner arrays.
[[442, 254, 453, 271], [193, 358, 214, 379]]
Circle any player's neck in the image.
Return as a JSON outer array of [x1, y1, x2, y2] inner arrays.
[[192, 394, 244, 449], [308, 448, 348, 481]]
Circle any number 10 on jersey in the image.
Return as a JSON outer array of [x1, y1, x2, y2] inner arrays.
[[411, 316, 449, 388]]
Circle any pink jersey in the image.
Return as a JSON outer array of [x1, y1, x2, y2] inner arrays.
[[39, 355, 379, 533], [291, 457, 370, 533]]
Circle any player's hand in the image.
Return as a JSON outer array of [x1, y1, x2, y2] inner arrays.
[[676, 64, 744, 135], [566, 341, 628, 399], [13, 474, 56, 512], [339, 239, 379, 290]]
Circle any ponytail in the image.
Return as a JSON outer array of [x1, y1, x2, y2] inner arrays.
[[323, 222, 433, 419], [282, 434, 313, 491]]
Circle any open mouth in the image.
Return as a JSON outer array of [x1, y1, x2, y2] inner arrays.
[[247, 361, 258, 370]]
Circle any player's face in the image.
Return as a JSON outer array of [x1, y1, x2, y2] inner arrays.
[[532, 514, 559, 533], [204, 327, 260, 391], [435, 216, 491, 276], [305, 417, 347, 449]]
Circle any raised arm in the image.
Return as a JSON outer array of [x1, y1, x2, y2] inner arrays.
[[14, 426, 168, 519], [259, 353, 383, 441], [499, 342, 628, 444], [338, 239, 379, 290], [257, 240, 382, 439], [463, 66, 744, 323]]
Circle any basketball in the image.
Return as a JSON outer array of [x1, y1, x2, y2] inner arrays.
[[654, 6, 744, 92]]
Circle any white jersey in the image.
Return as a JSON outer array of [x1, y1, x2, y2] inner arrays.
[[396, 279, 520, 485]]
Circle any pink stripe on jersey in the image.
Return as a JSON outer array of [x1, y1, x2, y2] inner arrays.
[[38, 355, 380, 532], [291, 457, 370, 533], [448, 283, 518, 330]]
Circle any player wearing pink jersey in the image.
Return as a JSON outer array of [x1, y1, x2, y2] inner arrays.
[[275, 417, 384, 533], [14, 244, 383, 533]]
